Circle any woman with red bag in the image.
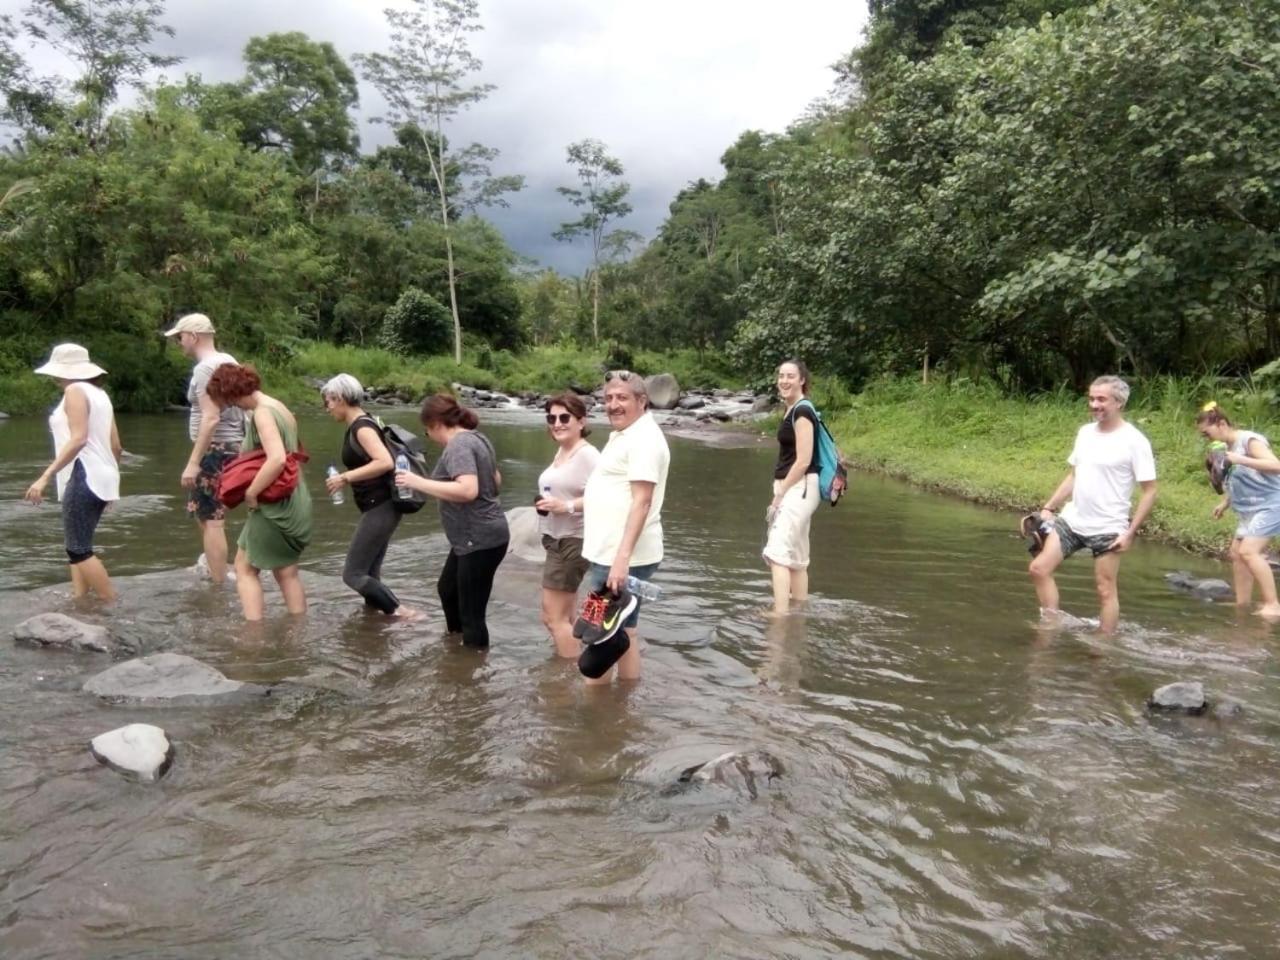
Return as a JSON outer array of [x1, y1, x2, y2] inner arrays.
[[206, 364, 312, 621]]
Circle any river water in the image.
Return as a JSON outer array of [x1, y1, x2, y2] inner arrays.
[[1, 408, 1278, 959]]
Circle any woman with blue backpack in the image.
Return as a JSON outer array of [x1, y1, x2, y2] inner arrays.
[[764, 359, 823, 615]]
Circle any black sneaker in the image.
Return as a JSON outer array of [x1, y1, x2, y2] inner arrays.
[[1021, 514, 1053, 556], [1206, 445, 1230, 495], [573, 588, 638, 645]]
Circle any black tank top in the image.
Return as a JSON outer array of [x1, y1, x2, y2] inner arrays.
[[342, 415, 393, 511]]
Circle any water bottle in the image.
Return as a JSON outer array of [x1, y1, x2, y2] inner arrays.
[[395, 454, 413, 501], [625, 576, 661, 602], [325, 464, 344, 505], [535, 483, 552, 516]]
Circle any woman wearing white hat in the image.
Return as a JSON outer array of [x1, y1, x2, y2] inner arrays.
[[24, 343, 122, 600]]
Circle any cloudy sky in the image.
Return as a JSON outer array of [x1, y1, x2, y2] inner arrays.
[[21, 0, 869, 272]]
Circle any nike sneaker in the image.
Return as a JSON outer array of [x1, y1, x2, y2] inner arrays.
[[573, 588, 638, 645]]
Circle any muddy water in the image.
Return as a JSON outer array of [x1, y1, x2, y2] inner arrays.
[[1, 408, 1278, 958]]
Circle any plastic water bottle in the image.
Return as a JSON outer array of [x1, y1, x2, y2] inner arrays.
[[625, 576, 662, 602], [325, 465, 344, 505], [535, 483, 552, 516], [395, 454, 412, 500]]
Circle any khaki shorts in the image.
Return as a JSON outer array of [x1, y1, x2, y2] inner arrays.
[[542, 534, 590, 592], [763, 474, 821, 570]]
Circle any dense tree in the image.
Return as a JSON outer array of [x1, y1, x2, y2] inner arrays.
[[20, 0, 180, 140]]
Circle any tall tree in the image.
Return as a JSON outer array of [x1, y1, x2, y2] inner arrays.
[[356, 0, 523, 364], [553, 138, 633, 345], [20, 0, 179, 141]]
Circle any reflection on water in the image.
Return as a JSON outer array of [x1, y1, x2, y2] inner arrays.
[[2, 410, 1280, 957]]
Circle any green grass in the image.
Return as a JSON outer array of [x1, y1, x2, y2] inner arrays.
[[815, 377, 1268, 556]]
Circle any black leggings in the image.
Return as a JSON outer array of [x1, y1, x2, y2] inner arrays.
[[437, 541, 507, 648], [63, 460, 107, 564], [343, 499, 403, 614]]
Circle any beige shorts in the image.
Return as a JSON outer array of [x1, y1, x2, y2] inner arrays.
[[541, 534, 590, 592], [763, 474, 821, 570]]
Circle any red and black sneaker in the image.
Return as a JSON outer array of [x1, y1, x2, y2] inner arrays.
[[573, 588, 638, 645]]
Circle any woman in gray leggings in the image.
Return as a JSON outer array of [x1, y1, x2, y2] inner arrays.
[[321, 374, 417, 617]]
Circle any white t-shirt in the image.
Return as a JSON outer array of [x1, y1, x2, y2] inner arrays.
[[1060, 421, 1156, 536], [582, 411, 670, 566], [188, 351, 245, 444]]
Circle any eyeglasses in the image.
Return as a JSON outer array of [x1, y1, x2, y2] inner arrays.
[[545, 412, 573, 425], [605, 370, 634, 382]]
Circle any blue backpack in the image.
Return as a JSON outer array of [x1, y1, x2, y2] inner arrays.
[[793, 399, 849, 505]]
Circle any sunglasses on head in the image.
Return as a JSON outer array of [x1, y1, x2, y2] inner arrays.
[[545, 412, 573, 425], [605, 369, 634, 382]]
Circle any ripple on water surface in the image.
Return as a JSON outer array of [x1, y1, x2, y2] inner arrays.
[[3, 414, 1280, 957]]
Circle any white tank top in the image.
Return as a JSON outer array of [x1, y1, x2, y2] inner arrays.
[[50, 382, 120, 501]]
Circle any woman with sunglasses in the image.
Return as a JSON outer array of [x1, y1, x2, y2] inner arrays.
[[534, 393, 600, 657]]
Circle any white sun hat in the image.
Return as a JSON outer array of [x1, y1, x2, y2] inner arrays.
[[33, 343, 107, 380]]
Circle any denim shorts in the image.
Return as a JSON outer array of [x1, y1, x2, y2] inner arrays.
[[585, 561, 659, 630], [1053, 517, 1119, 559], [1235, 505, 1280, 539]]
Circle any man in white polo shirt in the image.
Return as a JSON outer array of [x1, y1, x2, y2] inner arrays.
[[1029, 375, 1158, 634], [578, 370, 670, 683]]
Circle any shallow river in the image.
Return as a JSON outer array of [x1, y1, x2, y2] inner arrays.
[[2, 408, 1278, 959]]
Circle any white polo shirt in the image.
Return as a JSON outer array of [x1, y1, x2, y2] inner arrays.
[[582, 411, 670, 566]]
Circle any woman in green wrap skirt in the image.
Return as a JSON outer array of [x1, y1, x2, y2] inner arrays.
[[205, 363, 312, 621]]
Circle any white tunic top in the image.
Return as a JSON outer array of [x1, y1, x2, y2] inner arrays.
[[50, 381, 120, 502]]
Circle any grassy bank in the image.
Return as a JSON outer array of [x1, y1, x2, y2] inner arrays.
[[0, 341, 745, 415], [819, 377, 1279, 556]]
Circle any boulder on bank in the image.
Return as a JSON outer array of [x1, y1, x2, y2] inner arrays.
[[14, 613, 111, 653], [83, 653, 264, 703], [751, 396, 775, 414], [505, 506, 544, 563], [645, 373, 680, 410], [90, 723, 174, 782], [1148, 681, 1207, 715], [1164, 571, 1233, 602], [677, 395, 706, 410]]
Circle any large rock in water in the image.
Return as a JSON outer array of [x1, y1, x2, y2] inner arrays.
[[83, 653, 262, 703], [13, 613, 111, 653], [1148, 681, 1207, 715], [1164, 571, 1233, 601], [505, 506, 544, 563], [676, 750, 784, 799], [90, 723, 174, 782], [644, 373, 680, 410]]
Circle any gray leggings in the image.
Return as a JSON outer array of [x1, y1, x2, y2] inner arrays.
[[343, 499, 403, 614], [63, 460, 107, 564]]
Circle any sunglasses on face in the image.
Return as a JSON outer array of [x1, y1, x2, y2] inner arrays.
[[605, 369, 635, 382], [545, 412, 573, 425]]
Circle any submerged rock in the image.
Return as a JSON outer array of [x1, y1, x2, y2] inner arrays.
[[645, 373, 680, 410], [90, 723, 174, 782], [504, 506, 544, 563], [1212, 697, 1246, 720], [14, 613, 111, 653], [1148, 681, 1207, 715], [1164, 571, 1233, 602], [677, 395, 706, 410], [83, 653, 266, 703], [676, 750, 784, 799]]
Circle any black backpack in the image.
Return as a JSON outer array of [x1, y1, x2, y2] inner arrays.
[[375, 416, 430, 513]]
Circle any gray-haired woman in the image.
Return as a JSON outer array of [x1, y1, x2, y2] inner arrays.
[[322, 374, 416, 617]]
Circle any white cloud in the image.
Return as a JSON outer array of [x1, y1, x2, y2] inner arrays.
[[14, 0, 869, 270]]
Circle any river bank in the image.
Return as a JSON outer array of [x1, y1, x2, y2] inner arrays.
[[820, 378, 1268, 557]]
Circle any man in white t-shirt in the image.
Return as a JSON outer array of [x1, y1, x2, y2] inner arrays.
[[164, 313, 245, 585], [579, 370, 670, 683], [1030, 375, 1158, 634]]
